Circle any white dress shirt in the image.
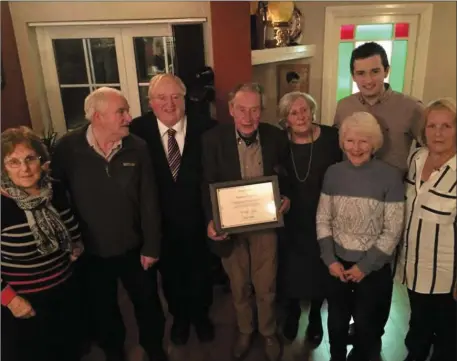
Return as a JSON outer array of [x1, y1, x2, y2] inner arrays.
[[396, 147, 456, 294], [156, 116, 187, 155]]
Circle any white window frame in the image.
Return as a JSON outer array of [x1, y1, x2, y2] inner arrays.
[[36, 24, 174, 135], [320, 3, 433, 126]]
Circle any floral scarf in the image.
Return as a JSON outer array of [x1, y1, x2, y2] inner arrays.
[[1, 174, 72, 255]]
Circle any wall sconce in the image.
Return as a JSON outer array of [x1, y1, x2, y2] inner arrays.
[[267, 1, 294, 47]]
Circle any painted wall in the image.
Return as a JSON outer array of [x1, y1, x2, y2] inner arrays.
[[1, 1, 31, 131]]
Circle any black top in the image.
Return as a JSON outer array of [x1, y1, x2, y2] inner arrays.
[[278, 125, 342, 299], [50, 126, 162, 258]]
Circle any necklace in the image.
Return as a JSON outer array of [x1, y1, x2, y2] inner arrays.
[[290, 126, 315, 183]]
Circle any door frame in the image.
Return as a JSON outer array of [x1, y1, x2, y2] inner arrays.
[[320, 3, 433, 125]]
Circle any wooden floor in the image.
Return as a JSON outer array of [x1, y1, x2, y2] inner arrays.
[[83, 281, 412, 361]]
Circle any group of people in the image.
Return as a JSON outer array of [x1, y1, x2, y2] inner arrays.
[[1, 41, 455, 361]]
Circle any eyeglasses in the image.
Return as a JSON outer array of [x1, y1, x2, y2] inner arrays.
[[4, 155, 41, 169]]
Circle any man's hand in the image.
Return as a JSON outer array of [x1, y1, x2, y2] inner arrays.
[[207, 220, 229, 241], [344, 265, 365, 283], [140, 255, 159, 271], [329, 262, 347, 283], [7, 295, 36, 319], [278, 196, 291, 214], [70, 241, 84, 262]]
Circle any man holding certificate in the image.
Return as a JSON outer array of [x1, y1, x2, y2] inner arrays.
[[202, 83, 290, 361]]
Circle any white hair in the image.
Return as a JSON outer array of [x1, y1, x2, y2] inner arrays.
[[339, 111, 384, 153], [148, 73, 187, 100], [84, 87, 125, 121]]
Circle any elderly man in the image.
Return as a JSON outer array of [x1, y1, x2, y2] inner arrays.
[[130, 74, 216, 345], [51, 87, 167, 361], [201, 83, 290, 361]]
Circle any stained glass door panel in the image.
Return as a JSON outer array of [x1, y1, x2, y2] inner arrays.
[[336, 22, 410, 101]]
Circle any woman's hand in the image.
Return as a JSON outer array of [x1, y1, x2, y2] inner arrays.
[[7, 295, 35, 319], [329, 262, 347, 283], [70, 241, 84, 262], [344, 265, 365, 283]]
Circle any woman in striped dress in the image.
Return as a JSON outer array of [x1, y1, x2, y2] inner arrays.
[[1, 126, 84, 361], [396, 98, 456, 361]]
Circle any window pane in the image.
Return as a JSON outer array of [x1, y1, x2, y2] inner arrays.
[[61, 87, 90, 130], [355, 24, 393, 41], [390, 40, 408, 92], [336, 42, 354, 101], [89, 39, 120, 83], [53, 39, 88, 84], [138, 86, 151, 114], [340, 24, 355, 40], [133, 37, 175, 83]]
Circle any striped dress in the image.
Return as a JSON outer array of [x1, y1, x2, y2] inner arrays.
[[1, 184, 82, 306], [396, 147, 457, 294]]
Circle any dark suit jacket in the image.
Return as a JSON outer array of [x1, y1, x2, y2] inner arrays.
[[129, 111, 216, 258], [201, 122, 290, 257]]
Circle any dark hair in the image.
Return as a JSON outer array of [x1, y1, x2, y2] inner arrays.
[[350, 42, 390, 75], [1, 126, 50, 173], [286, 71, 300, 83]]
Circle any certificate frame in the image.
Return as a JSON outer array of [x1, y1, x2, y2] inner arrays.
[[209, 175, 284, 234]]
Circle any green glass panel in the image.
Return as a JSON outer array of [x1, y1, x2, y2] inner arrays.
[[390, 40, 408, 92], [355, 24, 393, 41], [336, 42, 354, 101]]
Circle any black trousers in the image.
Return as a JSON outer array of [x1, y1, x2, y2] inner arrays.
[[1, 276, 82, 361], [327, 262, 393, 360], [84, 248, 165, 355], [405, 290, 456, 361], [159, 239, 213, 324]]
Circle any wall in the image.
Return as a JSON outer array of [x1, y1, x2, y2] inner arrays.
[[8, 1, 212, 133], [253, 1, 457, 124], [1, 1, 31, 131]]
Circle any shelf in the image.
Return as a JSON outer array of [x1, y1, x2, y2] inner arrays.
[[251, 44, 316, 65]]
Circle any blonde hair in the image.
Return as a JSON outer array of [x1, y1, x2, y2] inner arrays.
[[84, 87, 125, 121], [339, 111, 384, 153], [148, 73, 186, 99], [421, 97, 456, 145], [278, 91, 318, 124]]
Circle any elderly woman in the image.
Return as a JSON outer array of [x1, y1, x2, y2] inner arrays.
[[1, 126, 84, 361], [316, 112, 405, 361], [276, 92, 342, 345], [396, 98, 456, 361]]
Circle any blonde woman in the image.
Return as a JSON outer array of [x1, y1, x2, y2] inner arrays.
[[396, 98, 456, 361]]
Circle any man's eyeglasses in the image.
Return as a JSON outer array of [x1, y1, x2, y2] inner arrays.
[[4, 155, 42, 169]]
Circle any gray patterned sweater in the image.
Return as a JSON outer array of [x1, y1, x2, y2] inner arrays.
[[316, 159, 405, 275]]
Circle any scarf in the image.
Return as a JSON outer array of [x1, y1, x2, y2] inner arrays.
[[237, 130, 258, 147], [1, 174, 72, 256]]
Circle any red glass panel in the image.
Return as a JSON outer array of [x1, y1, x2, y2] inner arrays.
[[340, 24, 355, 40], [395, 23, 409, 38]]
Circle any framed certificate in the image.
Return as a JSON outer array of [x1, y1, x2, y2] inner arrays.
[[209, 175, 284, 234]]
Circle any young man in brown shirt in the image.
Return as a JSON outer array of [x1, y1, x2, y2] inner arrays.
[[334, 42, 424, 174], [333, 42, 424, 361]]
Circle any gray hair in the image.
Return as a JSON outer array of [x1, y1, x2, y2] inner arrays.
[[339, 111, 384, 153], [228, 82, 266, 110], [148, 73, 187, 99], [84, 87, 125, 121], [421, 97, 456, 146], [278, 91, 318, 124]]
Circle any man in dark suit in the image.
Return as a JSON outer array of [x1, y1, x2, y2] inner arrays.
[[130, 74, 216, 346], [201, 83, 290, 361]]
